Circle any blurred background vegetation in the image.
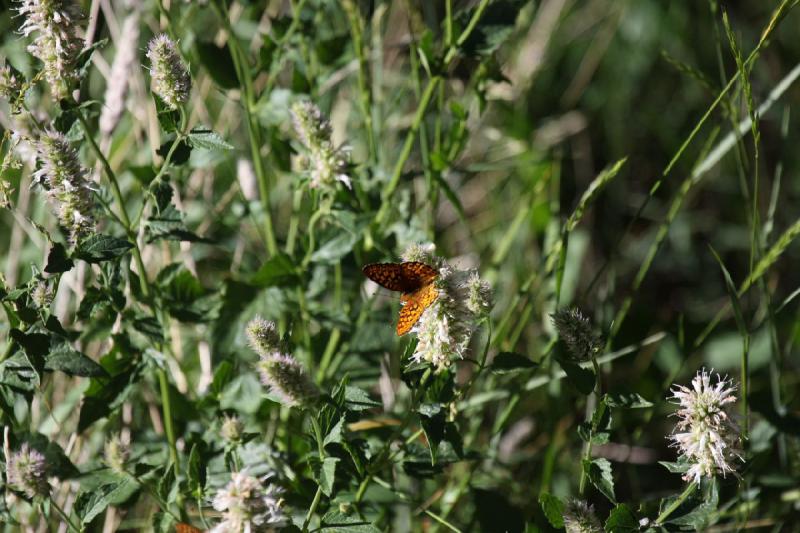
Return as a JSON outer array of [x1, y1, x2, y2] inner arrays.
[[1, 0, 800, 529]]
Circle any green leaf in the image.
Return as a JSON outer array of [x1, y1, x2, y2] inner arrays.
[[658, 460, 691, 474], [195, 41, 238, 89], [45, 242, 74, 273], [74, 235, 133, 263], [45, 342, 109, 377], [323, 418, 345, 447], [310, 230, 359, 264], [250, 254, 298, 288], [605, 503, 638, 533], [490, 352, 538, 374], [319, 511, 380, 532], [188, 129, 234, 151], [605, 392, 653, 409], [585, 457, 616, 503], [555, 356, 596, 395], [144, 204, 209, 243], [156, 137, 191, 165], [75, 477, 139, 524], [708, 245, 749, 340], [344, 386, 381, 411], [319, 456, 340, 497], [538, 492, 564, 528], [9, 329, 48, 380], [187, 444, 205, 498]]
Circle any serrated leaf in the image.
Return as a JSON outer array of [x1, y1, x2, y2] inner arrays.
[[319, 511, 380, 532], [490, 352, 538, 374], [319, 457, 339, 496], [538, 492, 564, 528], [250, 254, 298, 288], [323, 418, 344, 447], [344, 386, 381, 411], [605, 392, 653, 409], [45, 342, 108, 377], [188, 129, 234, 151], [76, 477, 139, 524], [659, 460, 691, 474], [585, 457, 616, 502], [605, 503, 638, 533], [74, 235, 133, 263], [310, 231, 359, 264]]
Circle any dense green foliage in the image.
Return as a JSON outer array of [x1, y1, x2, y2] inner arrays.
[[1, 0, 800, 531]]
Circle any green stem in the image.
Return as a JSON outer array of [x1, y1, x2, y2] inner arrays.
[[655, 482, 698, 525], [158, 368, 180, 480], [48, 497, 81, 533], [302, 416, 326, 532], [213, 0, 278, 256], [302, 486, 323, 532]]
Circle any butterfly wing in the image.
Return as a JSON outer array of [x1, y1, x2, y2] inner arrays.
[[363, 262, 437, 292], [176, 524, 204, 533], [396, 283, 438, 335]]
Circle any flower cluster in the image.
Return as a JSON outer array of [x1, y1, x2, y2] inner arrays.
[[17, 0, 82, 100], [6, 443, 50, 498], [211, 470, 287, 532], [550, 308, 601, 361], [99, 12, 140, 135], [247, 316, 319, 408], [402, 244, 492, 372], [290, 101, 351, 190], [146, 34, 191, 110], [562, 499, 602, 533], [33, 130, 96, 243], [221, 415, 245, 445], [669, 369, 742, 483]]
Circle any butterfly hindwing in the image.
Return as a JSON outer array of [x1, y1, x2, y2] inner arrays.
[[176, 523, 204, 533], [396, 284, 438, 335]]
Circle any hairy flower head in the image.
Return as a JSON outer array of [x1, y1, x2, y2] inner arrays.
[[291, 100, 351, 190], [563, 499, 602, 533], [550, 308, 601, 361], [256, 353, 319, 408], [245, 316, 281, 357], [6, 443, 49, 498], [103, 433, 130, 474], [146, 34, 190, 109], [669, 369, 742, 483], [33, 130, 96, 243], [100, 12, 139, 135], [402, 245, 492, 372], [17, 0, 83, 99], [211, 470, 287, 532]]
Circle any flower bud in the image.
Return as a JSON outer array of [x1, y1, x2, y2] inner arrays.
[[146, 34, 191, 110], [550, 308, 601, 361], [563, 499, 602, 533], [103, 434, 130, 474], [245, 316, 281, 357], [290, 101, 351, 190], [220, 415, 245, 444]]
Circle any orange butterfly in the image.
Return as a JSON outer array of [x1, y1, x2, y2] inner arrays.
[[175, 523, 203, 533], [362, 262, 439, 335]]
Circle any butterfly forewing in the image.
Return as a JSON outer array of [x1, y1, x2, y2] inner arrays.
[[363, 262, 437, 292]]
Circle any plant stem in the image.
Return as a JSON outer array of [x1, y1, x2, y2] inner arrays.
[[48, 497, 81, 533], [302, 486, 323, 532], [158, 368, 180, 479], [655, 482, 698, 525], [213, 0, 278, 256], [302, 416, 326, 532]]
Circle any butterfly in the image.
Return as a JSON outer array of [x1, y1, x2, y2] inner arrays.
[[175, 523, 203, 533], [362, 261, 439, 335]]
